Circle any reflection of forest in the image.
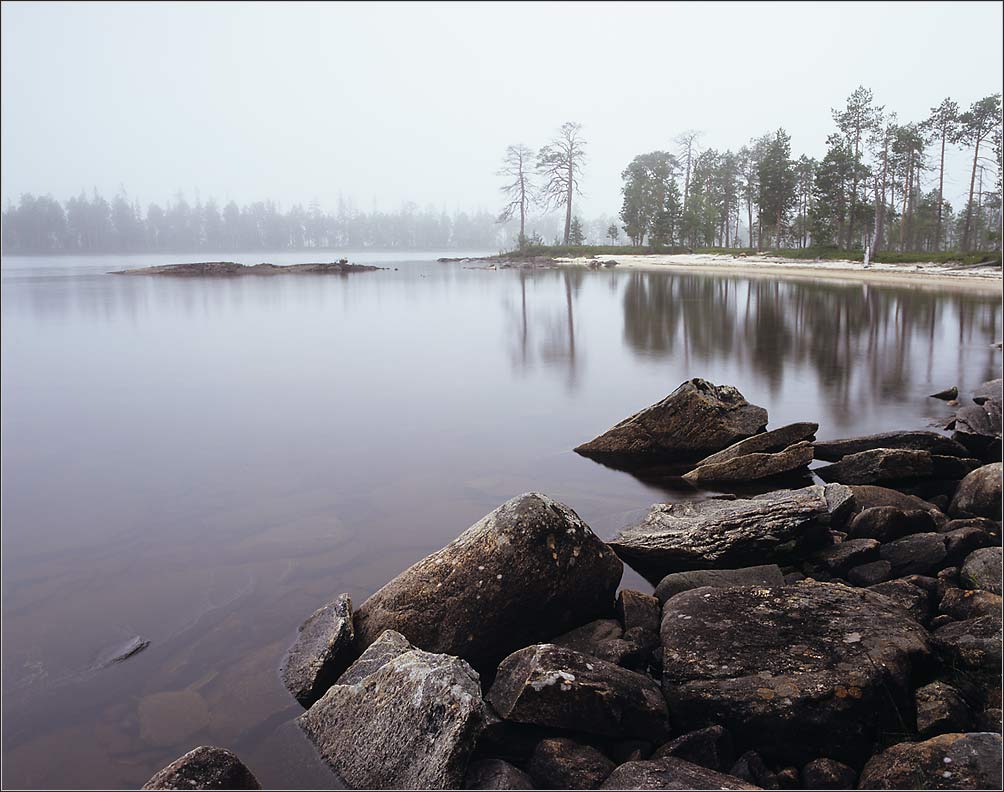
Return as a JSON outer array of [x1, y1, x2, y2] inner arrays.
[[621, 271, 1002, 412]]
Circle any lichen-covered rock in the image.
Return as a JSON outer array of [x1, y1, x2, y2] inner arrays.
[[652, 724, 735, 772], [487, 644, 669, 741], [610, 485, 836, 582], [298, 648, 488, 789], [599, 758, 759, 790], [463, 758, 534, 790], [661, 582, 932, 765], [337, 628, 412, 686], [949, 463, 1003, 519], [574, 379, 768, 463], [141, 746, 261, 790], [280, 593, 355, 707], [915, 681, 972, 737], [655, 565, 785, 604], [682, 442, 814, 485], [813, 431, 970, 461], [527, 737, 614, 789], [800, 757, 857, 789], [961, 547, 1003, 595], [857, 732, 1002, 789], [353, 493, 622, 671], [616, 590, 661, 633], [693, 422, 819, 467]]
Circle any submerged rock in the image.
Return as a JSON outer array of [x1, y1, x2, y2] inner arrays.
[[298, 648, 488, 790], [682, 441, 814, 485], [654, 565, 785, 604], [574, 379, 768, 463], [599, 758, 759, 790], [141, 746, 261, 790], [609, 485, 835, 582], [949, 463, 1003, 519], [660, 581, 932, 766], [857, 732, 1002, 790], [93, 636, 150, 669], [281, 593, 354, 707], [487, 644, 669, 741], [353, 493, 622, 671], [813, 431, 969, 461]]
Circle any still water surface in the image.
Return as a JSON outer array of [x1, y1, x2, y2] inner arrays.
[[2, 251, 1001, 788]]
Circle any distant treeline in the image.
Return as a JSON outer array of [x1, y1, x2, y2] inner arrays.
[[0, 194, 520, 254]]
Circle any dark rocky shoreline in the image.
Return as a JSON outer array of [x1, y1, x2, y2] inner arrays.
[[110, 260, 385, 276], [143, 378, 1003, 791]]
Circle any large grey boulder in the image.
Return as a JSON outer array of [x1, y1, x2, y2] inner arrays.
[[682, 441, 814, 485], [280, 593, 355, 707], [857, 732, 1002, 790], [693, 422, 818, 466], [949, 463, 1003, 519], [654, 565, 785, 605], [298, 648, 488, 790], [813, 431, 969, 461], [661, 582, 932, 766], [574, 379, 768, 462], [961, 547, 1003, 595], [609, 485, 838, 582], [599, 758, 759, 790], [141, 746, 261, 790], [487, 644, 669, 741], [353, 493, 622, 671]]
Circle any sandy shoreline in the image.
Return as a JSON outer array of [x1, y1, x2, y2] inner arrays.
[[550, 253, 1003, 292]]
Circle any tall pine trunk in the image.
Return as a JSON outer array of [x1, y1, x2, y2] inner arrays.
[[563, 160, 573, 244], [962, 139, 981, 251], [935, 130, 946, 251]]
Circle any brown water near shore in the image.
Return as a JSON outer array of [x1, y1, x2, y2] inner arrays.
[[1, 251, 1001, 788]]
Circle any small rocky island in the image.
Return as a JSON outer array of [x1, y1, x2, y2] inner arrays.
[[142, 378, 1003, 791], [111, 260, 384, 276]]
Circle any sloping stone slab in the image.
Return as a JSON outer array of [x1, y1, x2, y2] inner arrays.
[[694, 422, 818, 466], [337, 629, 412, 686], [298, 648, 488, 790], [661, 582, 932, 766], [813, 431, 969, 461], [280, 593, 354, 707], [487, 644, 669, 741], [574, 378, 768, 463], [599, 758, 759, 790], [354, 493, 622, 671], [682, 441, 814, 485], [816, 448, 933, 485], [857, 732, 1002, 790]]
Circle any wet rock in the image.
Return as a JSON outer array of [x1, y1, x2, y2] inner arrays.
[[879, 533, 947, 576], [847, 485, 943, 518], [616, 590, 661, 633], [599, 758, 759, 790], [574, 378, 768, 463], [353, 493, 623, 671], [652, 724, 734, 772], [800, 757, 857, 789], [682, 442, 814, 485], [527, 737, 615, 789], [932, 614, 1003, 675], [610, 485, 834, 582], [281, 593, 355, 707], [939, 587, 1003, 620], [337, 628, 412, 686], [915, 681, 972, 737], [930, 386, 959, 401], [463, 758, 534, 790], [141, 746, 261, 790], [814, 431, 969, 461], [298, 648, 488, 789], [487, 644, 669, 741], [961, 546, 1003, 594], [93, 635, 150, 669], [660, 582, 932, 766], [692, 422, 818, 466], [654, 564, 785, 604], [867, 579, 933, 624], [811, 538, 880, 575], [552, 619, 623, 655], [816, 448, 936, 485], [949, 463, 1003, 519], [846, 559, 892, 587], [857, 732, 1002, 790], [730, 751, 779, 789]]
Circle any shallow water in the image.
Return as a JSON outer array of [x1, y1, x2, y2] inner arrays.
[[1, 251, 1000, 788]]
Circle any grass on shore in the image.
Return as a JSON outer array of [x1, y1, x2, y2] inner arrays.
[[495, 244, 1002, 267]]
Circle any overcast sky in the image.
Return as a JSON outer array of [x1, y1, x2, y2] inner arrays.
[[2, 1, 1001, 218]]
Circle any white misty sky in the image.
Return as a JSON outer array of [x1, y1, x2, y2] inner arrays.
[[2, 1, 1001, 218]]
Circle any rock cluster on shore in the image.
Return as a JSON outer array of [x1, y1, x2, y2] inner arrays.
[[111, 260, 384, 276], [143, 378, 1002, 791]]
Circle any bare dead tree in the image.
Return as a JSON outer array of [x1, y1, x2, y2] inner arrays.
[[497, 144, 535, 248], [675, 130, 702, 214], [537, 122, 586, 244]]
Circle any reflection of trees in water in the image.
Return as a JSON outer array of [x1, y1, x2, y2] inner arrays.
[[622, 271, 1001, 414]]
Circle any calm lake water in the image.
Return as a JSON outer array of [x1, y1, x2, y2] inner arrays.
[[2, 251, 1001, 788]]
